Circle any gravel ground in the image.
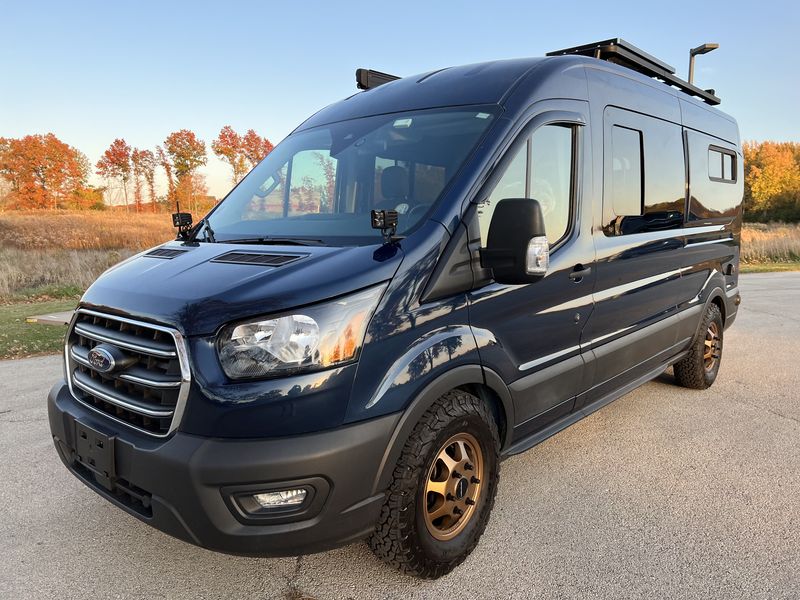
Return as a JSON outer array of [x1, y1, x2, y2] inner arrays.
[[1, 273, 798, 599]]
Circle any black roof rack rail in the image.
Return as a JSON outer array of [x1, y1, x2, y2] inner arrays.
[[356, 68, 400, 90], [547, 38, 721, 106]]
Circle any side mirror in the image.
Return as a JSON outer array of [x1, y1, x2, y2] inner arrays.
[[479, 198, 549, 284]]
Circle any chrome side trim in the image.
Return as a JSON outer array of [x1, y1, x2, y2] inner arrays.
[[518, 344, 581, 372]]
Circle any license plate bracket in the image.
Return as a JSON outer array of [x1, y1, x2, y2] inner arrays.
[[75, 421, 116, 491]]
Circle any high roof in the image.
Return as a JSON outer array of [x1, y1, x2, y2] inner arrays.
[[296, 58, 546, 131]]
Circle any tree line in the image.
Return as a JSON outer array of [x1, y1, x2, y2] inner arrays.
[[0, 126, 273, 213], [2, 133, 799, 222], [743, 141, 800, 222]]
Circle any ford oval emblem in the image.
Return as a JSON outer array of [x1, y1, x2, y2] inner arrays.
[[87, 347, 116, 373]]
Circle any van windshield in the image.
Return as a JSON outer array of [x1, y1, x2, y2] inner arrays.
[[205, 108, 496, 246]]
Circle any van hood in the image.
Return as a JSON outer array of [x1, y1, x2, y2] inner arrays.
[[80, 241, 404, 336]]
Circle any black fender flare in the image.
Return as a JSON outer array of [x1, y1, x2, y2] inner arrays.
[[370, 364, 514, 494]]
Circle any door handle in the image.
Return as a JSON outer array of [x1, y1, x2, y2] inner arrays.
[[569, 264, 592, 282]]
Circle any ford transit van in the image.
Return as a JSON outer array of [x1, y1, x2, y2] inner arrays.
[[48, 39, 743, 578]]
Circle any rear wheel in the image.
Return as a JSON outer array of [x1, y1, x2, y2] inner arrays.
[[674, 303, 724, 389], [368, 389, 500, 579]]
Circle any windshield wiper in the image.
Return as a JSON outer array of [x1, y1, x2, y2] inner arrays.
[[217, 236, 326, 246]]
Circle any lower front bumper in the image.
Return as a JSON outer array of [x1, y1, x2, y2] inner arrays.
[[47, 380, 400, 557]]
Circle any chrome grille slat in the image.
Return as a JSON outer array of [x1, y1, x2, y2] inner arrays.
[[70, 346, 181, 388], [72, 371, 174, 418], [65, 309, 191, 437], [73, 322, 176, 358]]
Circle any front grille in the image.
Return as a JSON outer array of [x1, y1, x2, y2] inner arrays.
[[65, 309, 190, 437]]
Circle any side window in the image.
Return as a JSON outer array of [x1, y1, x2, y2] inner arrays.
[[604, 110, 685, 235], [478, 124, 575, 247], [708, 147, 736, 182], [687, 132, 741, 220], [610, 125, 643, 217], [531, 125, 573, 244], [477, 143, 526, 246]]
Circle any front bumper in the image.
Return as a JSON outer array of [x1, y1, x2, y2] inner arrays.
[[47, 380, 400, 556]]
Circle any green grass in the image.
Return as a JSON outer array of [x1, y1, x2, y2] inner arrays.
[[740, 261, 800, 273], [0, 299, 76, 359]]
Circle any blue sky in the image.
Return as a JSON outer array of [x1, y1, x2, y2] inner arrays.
[[1, 0, 797, 199]]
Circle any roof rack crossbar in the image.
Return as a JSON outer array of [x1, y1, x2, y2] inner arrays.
[[547, 38, 720, 105], [356, 68, 400, 90]]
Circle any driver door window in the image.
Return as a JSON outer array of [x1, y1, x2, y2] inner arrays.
[[478, 124, 575, 246]]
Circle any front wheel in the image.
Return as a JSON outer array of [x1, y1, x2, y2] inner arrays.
[[674, 303, 724, 389], [368, 389, 500, 579]]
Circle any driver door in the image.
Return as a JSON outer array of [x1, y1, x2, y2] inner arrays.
[[468, 110, 595, 441]]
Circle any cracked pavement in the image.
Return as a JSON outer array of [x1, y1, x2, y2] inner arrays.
[[1, 272, 798, 599]]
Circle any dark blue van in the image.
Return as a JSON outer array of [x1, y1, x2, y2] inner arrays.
[[48, 39, 743, 578]]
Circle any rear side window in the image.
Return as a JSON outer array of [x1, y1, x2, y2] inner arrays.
[[708, 147, 736, 182], [603, 108, 686, 235], [610, 126, 643, 217], [687, 132, 742, 220]]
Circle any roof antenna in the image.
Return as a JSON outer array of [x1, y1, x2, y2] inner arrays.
[[688, 43, 719, 85]]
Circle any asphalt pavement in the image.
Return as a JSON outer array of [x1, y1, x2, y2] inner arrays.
[[1, 272, 798, 599]]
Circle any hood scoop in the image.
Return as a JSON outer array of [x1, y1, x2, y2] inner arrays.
[[211, 251, 305, 267], [144, 248, 189, 259]]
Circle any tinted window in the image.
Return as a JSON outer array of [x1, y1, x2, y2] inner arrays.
[[477, 142, 526, 246], [604, 110, 685, 235], [478, 125, 575, 246], [688, 133, 741, 220], [722, 153, 734, 180], [610, 126, 643, 217], [530, 125, 572, 244], [708, 149, 723, 179]]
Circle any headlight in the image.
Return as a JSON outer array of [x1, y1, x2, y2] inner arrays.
[[217, 284, 386, 379]]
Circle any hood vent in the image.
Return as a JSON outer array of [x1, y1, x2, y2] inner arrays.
[[211, 251, 304, 267], [145, 248, 188, 259]]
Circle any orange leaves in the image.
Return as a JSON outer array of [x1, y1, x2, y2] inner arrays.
[[163, 129, 207, 179], [241, 129, 273, 167], [743, 141, 800, 220], [0, 133, 90, 210], [212, 125, 273, 184]]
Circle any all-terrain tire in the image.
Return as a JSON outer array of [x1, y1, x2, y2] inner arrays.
[[674, 303, 724, 389], [368, 389, 500, 579]]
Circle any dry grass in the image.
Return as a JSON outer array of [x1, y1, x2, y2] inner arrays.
[[0, 247, 136, 299], [0, 210, 174, 251], [0, 212, 797, 301], [741, 223, 800, 264]]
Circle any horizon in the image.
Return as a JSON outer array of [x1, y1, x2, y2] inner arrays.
[[2, 0, 797, 201]]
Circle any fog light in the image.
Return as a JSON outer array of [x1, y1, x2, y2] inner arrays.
[[252, 488, 307, 508]]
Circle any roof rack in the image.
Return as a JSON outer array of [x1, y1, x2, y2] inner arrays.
[[547, 38, 720, 105], [356, 68, 400, 90]]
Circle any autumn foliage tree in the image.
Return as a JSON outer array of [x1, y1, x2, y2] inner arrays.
[[0, 133, 90, 209], [96, 139, 132, 211], [212, 126, 248, 184], [164, 130, 207, 212], [241, 129, 274, 169], [131, 148, 157, 210], [743, 141, 800, 221], [212, 126, 273, 184]]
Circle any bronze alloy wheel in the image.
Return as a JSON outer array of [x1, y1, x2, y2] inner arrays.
[[704, 320, 721, 371], [423, 432, 484, 541]]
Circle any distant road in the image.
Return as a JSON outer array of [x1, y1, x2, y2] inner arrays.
[[1, 273, 798, 599]]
